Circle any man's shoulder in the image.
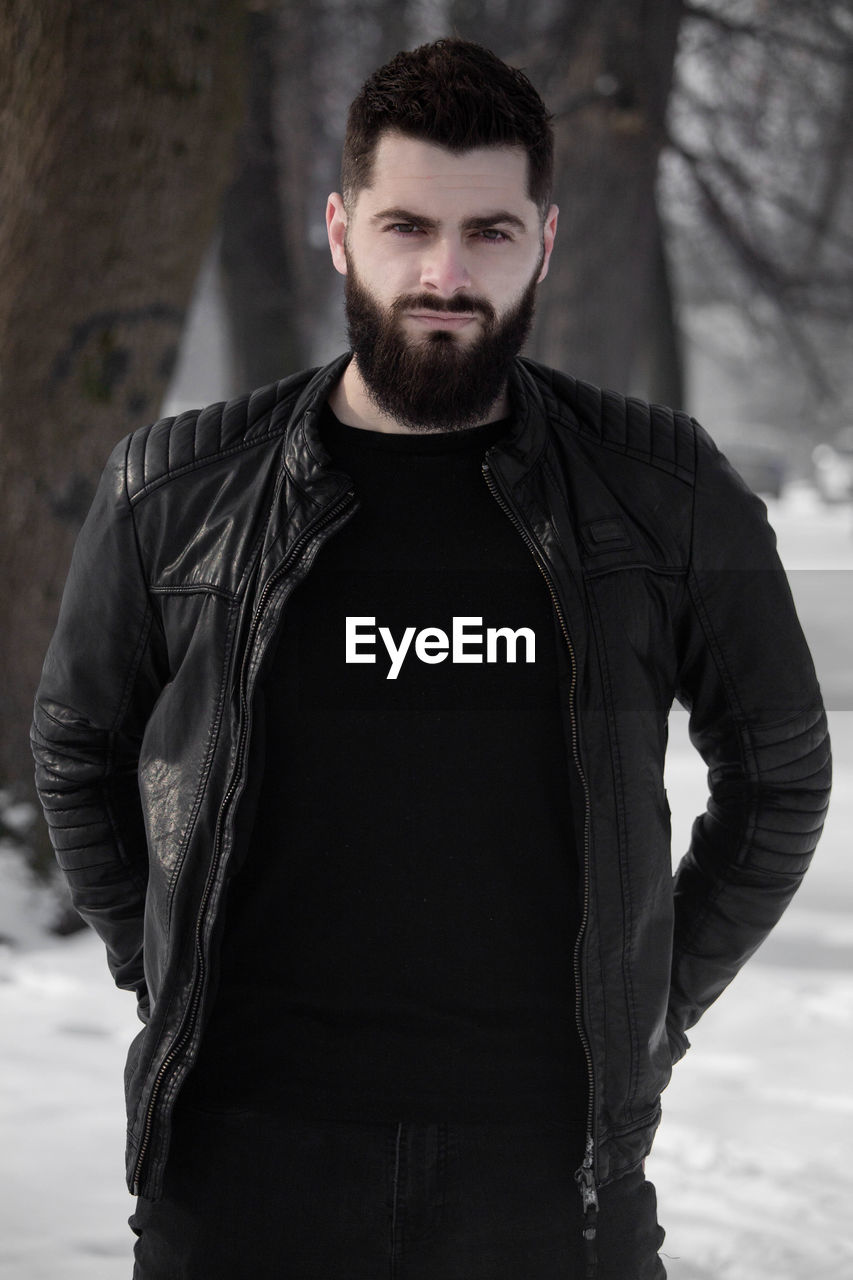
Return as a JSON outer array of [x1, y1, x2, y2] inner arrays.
[[519, 358, 700, 485], [122, 365, 322, 502]]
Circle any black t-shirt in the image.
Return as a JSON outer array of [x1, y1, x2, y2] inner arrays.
[[191, 407, 588, 1122]]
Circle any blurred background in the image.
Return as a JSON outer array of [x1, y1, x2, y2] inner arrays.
[[1, 2, 852, 1277]]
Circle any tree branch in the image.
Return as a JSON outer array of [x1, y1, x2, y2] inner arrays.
[[671, 140, 841, 401], [680, 1, 853, 65], [667, 133, 853, 262]]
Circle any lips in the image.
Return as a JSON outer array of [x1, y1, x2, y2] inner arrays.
[[394, 293, 492, 321], [407, 312, 477, 329]]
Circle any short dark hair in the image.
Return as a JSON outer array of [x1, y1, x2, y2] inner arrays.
[[342, 38, 554, 216]]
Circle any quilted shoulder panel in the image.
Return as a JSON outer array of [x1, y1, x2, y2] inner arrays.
[[523, 360, 698, 484], [124, 368, 317, 501]]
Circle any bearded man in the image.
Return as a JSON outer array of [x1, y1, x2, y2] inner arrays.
[[32, 38, 830, 1280]]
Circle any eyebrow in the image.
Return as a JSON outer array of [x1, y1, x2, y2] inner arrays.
[[371, 207, 528, 233]]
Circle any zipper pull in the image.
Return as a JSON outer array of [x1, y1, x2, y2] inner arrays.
[[574, 1135, 599, 1277], [574, 1134, 599, 1212]]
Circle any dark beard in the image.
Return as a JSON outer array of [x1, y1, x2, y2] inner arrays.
[[343, 258, 541, 432]]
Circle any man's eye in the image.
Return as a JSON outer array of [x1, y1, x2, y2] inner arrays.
[[388, 223, 419, 235], [478, 229, 509, 243]]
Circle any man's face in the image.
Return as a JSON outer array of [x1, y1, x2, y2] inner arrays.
[[327, 133, 558, 431]]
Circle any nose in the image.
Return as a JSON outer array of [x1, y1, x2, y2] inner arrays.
[[419, 237, 472, 295]]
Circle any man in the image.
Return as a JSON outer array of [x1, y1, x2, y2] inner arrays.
[[32, 38, 830, 1280]]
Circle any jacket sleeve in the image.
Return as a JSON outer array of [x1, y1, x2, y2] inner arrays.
[[667, 423, 831, 1055], [30, 435, 166, 1014]]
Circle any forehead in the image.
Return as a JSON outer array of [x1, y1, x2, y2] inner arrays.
[[356, 132, 534, 216]]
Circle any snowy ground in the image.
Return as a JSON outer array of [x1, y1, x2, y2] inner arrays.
[[1, 487, 851, 1279]]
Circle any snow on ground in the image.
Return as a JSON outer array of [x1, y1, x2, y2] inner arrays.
[[1, 488, 851, 1279], [0, 918, 136, 1279]]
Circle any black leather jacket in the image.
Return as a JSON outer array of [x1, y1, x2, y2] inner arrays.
[[32, 354, 831, 1202]]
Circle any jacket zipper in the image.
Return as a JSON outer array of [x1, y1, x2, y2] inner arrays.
[[482, 461, 599, 1242], [131, 487, 356, 1196]]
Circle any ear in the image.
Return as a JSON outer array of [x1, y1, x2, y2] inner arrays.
[[536, 204, 559, 283], [327, 194, 348, 276]]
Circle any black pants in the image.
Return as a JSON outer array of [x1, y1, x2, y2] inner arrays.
[[131, 1102, 666, 1279]]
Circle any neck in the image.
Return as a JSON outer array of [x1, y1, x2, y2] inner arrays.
[[328, 357, 509, 434]]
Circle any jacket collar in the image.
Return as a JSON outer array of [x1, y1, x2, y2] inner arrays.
[[284, 351, 553, 488]]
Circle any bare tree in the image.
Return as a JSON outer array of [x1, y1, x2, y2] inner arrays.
[[666, 1, 853, 416], [519, 1, 685, 396], [220, 7, 300, 392], [0, 1, 245, 820]]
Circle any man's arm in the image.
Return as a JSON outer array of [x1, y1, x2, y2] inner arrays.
[[667, 423, 832, 1056], [30, 436, 166, 1016]]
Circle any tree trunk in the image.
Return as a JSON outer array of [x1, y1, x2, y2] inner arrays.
[[630, 205, 685, 407], [527, 0, 683, 393], [220, 8, 302, 394], [0, 1, 245, 804]]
